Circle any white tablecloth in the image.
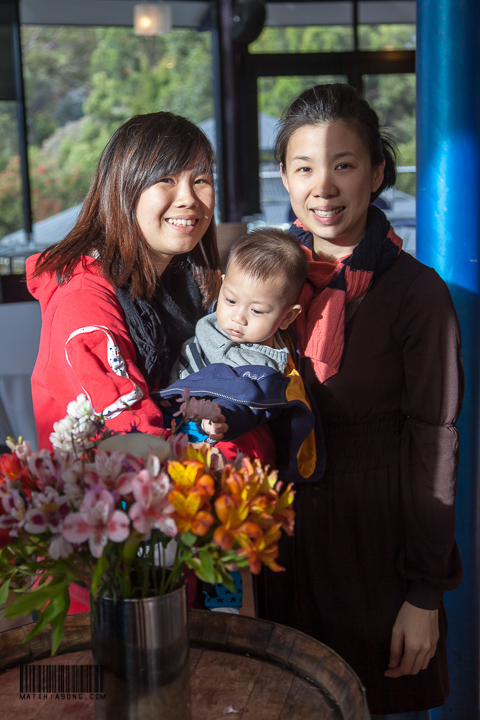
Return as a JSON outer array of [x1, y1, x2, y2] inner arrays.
[[0, 302, 41, 450]]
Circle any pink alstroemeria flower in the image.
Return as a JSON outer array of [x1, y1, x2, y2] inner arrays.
[[167, 431, 189, 460], [129, 470, 177, 537], [83, 451, 137, 496], [0, 488, 28, 537], [27, 449, 67, 491], [24, 486, 71, 535], [62, 488, 130, 558], [174, 389, 222, 422]]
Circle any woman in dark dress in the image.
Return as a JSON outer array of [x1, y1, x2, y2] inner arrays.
[[254, 84, 463, 719]]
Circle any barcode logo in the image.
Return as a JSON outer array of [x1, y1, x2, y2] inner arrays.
[[20, 665, 104, 694]]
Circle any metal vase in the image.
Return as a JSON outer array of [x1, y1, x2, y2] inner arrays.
[[91, 584, 191, 720]]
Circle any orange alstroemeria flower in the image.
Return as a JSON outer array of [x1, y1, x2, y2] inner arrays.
[[214, 494, 249, 525], [0, 453, 23, 480], [213, 494, 257, 550], [212, 525, 235, 551], [191, 510, 214, 537], [167, 460, 215, 500], [221, 470, 245, 498], [194, 473, 216, 499], [248, 483, 295, 534], [0, 453, 34, 492], [168, 488, 213, 536], [237, 523, 284, 575], [271, 483, 295, 535], [214, 509, 263, 551]]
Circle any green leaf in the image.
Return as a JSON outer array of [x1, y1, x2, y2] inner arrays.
[[4, 577, 69, 618], [215, 566, 235, 593], [0, 578, 11, 607], [50, 602, 69, 655], [90, 553, 109, 599], [122, 576, 132, 597], [187, 565, 210, 585], [179, 532, 197, 548], [23, 545, 39, 556], [23, 588, 70, 645], [197, 549, 216, 585], [122, 535, 141, 569]]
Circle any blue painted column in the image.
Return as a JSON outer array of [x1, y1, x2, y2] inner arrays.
[[416, 1, 480, 718]]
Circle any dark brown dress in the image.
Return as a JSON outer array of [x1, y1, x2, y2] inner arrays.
[[254, 251, 464, 714]]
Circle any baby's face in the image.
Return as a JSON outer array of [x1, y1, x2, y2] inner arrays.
[[216, 263, 292, 347]]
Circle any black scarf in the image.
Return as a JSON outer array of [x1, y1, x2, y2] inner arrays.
[[290, 205, 403, 383], [115, 264, 204, 391]]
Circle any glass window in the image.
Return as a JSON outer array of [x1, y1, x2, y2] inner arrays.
[[249, 26, 354, 54], [0, 101, 23, 250], [0, 25, 214, 250], [358, 24, 416, 51], [364, 72, 416, 255], [363, 73, 416, 195]]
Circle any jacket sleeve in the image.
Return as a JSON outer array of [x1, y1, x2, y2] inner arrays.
[[43, 280, 165, 438], [215, 400, 274, 441], [395, 268, 464, 609], [157, 364, 287, 441]]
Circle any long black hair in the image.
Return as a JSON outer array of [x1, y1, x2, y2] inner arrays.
[[34, 111, 220, 306]]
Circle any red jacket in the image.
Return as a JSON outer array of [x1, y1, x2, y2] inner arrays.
[[26, 255, 166, 449]]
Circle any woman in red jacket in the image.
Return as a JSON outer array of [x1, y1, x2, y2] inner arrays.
[[27, 111, 221, 448], [26, 112, 272, 612]]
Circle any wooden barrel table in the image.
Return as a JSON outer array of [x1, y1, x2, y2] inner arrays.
[[0, 611, 371, 720]]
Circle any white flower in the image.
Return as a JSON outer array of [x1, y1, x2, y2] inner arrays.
[[6, 438, 32, 462], [62, 459, 87, 508], [66, 394, 94, 420], [48, 534, 74, 560], [50, 394, 99, 454]]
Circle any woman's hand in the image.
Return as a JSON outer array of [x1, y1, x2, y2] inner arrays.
[[201, 414, 228, 441], [384, 601, 439, 678]]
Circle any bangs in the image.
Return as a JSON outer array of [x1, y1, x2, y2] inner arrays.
[[112, 113, 216, 206], [149, 133, 215, 184]]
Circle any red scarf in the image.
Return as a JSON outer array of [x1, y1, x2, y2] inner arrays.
[[292, 206, 403, 383]]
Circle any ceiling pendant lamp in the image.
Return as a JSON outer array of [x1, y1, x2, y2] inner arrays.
[[134, 3, 173, 36]]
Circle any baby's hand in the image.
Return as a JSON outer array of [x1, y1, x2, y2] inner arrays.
[[201, 414, 228, 442]]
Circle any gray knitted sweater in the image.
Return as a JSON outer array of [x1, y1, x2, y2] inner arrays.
[[170, 312, 290, 381]]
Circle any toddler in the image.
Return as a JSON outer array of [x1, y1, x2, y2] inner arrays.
[[160, 228, 325, 613], [162, 226, 324, 483], [172, 227, 304, 383]]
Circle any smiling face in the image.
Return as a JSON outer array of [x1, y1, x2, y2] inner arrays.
[[216, 262, 301, 347], [281, 122, 385, 259], [135, 165, 215, 275]]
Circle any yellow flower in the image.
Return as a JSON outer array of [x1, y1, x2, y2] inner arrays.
[[168, 488, 213, 535], [167, 460, 215, 500]]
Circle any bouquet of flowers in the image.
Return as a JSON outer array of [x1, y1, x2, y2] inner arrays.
[[0, 393, 294, 652]]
